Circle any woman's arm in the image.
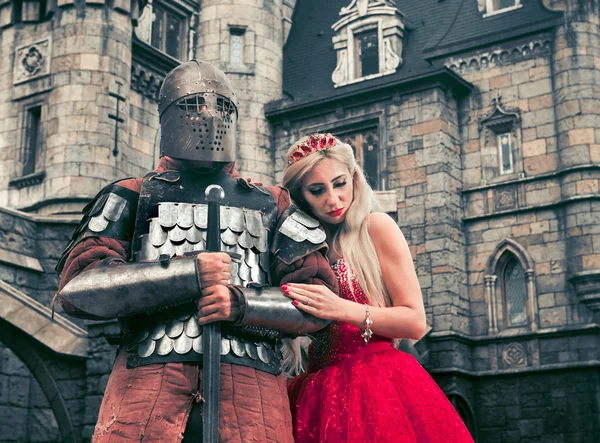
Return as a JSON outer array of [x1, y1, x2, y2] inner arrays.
[[340, 212, 426, 340], [283, 212, 427, 341]]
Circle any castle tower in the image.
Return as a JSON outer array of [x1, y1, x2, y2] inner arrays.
[[0, 0, 141, 215], [551, 0, 600, 321], [195, 0, 288, 184]]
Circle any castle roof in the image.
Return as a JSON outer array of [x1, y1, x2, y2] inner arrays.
[[268, 0, 561, 117]]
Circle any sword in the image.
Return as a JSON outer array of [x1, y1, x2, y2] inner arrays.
[[203, 184, 225, 443]]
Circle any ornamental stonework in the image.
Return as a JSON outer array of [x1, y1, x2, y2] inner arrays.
[[502, 343, 528, 368], [13, 39, 51, 85]]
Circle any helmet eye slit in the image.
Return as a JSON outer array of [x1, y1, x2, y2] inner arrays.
[[177, 95, 207, 114]]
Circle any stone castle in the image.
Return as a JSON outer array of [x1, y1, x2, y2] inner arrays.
[[0, 0, 598, 441]]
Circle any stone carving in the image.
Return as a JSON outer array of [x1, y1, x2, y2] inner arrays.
[[446, 39, 551, 74], [14, 39, 51, 85], [131, 62, 164, 102], [502, 343, 527, 368], [384, 38, 401, 71], [494, 186, 517, 211], [332, 49, 348, 85], [134, 2, 153, 44]]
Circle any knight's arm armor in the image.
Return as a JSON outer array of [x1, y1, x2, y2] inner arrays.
[[57, 182, 204, 320]]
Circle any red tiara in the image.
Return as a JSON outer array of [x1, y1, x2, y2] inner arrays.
[[287, 133, 338, 165]]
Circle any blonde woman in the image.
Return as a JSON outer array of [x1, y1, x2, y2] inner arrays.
[[282, 134, 473, 443]]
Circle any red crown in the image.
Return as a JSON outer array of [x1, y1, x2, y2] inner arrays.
[[287, 133, 338, 165]]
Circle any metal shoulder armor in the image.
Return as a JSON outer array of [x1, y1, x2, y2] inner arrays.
[[56, 182, 139, 273], [272, 205, 327, 265]]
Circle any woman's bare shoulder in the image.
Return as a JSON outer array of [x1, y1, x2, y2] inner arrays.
[[367, 212, 407, 249]]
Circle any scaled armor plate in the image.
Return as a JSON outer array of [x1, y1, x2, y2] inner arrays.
[[127, 199, 279, 372], [137, 202, 269, 287], [56, 183, 138, 273]]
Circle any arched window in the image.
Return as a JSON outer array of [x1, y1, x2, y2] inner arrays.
[[485, 239, 537, 334]]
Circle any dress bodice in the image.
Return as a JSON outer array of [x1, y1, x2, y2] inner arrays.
[[307, 259, 391, 372]]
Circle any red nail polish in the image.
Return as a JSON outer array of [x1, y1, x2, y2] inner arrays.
[[292, 301, 299, 306], [284, 290, 290, 295], [281, 285, 288, 290]]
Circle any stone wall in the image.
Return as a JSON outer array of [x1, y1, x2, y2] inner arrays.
[[475, 368, 599, 442]]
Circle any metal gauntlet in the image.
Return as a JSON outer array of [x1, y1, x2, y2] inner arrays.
[[235, 286, 330, 335], [59, 257, 201, 319]]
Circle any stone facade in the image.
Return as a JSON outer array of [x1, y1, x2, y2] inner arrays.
[[0, 0, 598, 442]]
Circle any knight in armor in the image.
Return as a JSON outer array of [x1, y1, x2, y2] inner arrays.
[[56, 60, 337, 442]]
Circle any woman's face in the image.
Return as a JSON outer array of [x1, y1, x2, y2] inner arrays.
[[300, 158, 353, 225]]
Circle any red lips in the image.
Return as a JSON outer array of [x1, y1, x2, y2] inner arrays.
[[328, 208, 344, 217]]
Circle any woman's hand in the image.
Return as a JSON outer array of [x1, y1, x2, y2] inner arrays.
[[282, 283, 348, 321]]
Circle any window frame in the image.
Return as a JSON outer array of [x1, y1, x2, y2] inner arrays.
[[22, 104, 42, 177], [150, 0, 189, 61], [483, 0, 522, 18], [353, 28, 380, 79], [348, 21, 383, 83], [497, 131, 514, 176], [8, 96, 48, 189], [338, 127, 381, 190], [229, 26, 246, 66]]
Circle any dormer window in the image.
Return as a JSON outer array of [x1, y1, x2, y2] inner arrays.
[[331, 1, 405, 88], [478, 0, 522, 17]]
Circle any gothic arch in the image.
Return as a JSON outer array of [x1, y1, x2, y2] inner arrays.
[[484, 238, 538, 334], [0, 279, 87, 442], [447, 394, 478, 441], [0, 319, 78, 443]]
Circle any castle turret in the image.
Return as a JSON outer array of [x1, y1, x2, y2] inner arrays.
[[0, 0, 142, 215], [196, 0, 288, 184], [551, 0, 600, 320]]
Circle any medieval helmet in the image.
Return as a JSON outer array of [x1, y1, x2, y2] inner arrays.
[[158, 60, 239, 163]]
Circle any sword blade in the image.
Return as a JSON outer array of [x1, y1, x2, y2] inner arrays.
[[203, 184, 225, 443]]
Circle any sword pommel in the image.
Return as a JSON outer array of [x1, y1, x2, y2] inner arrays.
[[205, 184, 224, 203]]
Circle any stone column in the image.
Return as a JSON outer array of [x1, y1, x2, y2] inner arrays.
[[484, 275, 498, 334], [196, 0, 285, 184], [393, 87, 470, 336]]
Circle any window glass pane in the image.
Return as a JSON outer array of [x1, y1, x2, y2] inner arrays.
[[504, 259, 527, 326], [165, 12, 182, 59], [23, 106, 41, 176], [230, 33, 244, 65], [151, 8, 165, 50], [356, 30, 379, 77], [498, 132, 512, 174]]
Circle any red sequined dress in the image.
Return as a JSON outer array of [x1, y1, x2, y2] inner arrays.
[[287, 259, 474, 442]]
